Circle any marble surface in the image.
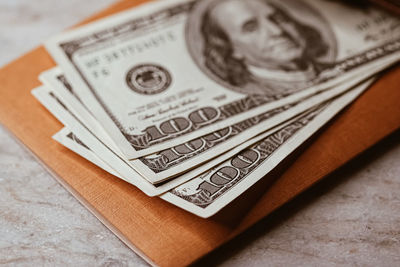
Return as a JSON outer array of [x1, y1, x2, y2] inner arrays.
[[0, 1, 400, 266]]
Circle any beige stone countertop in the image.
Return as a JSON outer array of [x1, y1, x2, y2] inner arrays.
[[1, 1, 399, 266]]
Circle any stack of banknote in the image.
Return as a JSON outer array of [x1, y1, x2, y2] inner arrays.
[[31, 0, 400, 218]]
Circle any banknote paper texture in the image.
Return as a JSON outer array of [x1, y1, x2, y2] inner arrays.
[[46, 0, 400, 159], [50, 81, 372, 217], [40, 68, 295, 183], [161, 81, 371, 217], [33, 77, 372, 199], [32, 85, 190, 196], [40, 65, 382, 184], [53, 128, 122, 178], [33, 84, 326, 195]]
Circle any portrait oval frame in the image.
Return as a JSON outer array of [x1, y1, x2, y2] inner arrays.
[[185, 0, 337, 95]]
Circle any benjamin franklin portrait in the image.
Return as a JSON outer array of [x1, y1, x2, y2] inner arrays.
[[186, 0, 337, 97]]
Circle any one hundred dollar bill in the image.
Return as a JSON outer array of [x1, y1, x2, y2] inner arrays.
[[32, 73, 373, 196], [51, 80, 373, 217], [161, 82, 371, 217], [45, 0, 400, 159], [34, 84, 306, 195], [39, 65, 382, 184]]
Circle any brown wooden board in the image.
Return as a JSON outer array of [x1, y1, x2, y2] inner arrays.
[[0, 0, 399, 266]]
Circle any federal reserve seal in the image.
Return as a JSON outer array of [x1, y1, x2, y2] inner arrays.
[[126, 64, 172, 95]]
